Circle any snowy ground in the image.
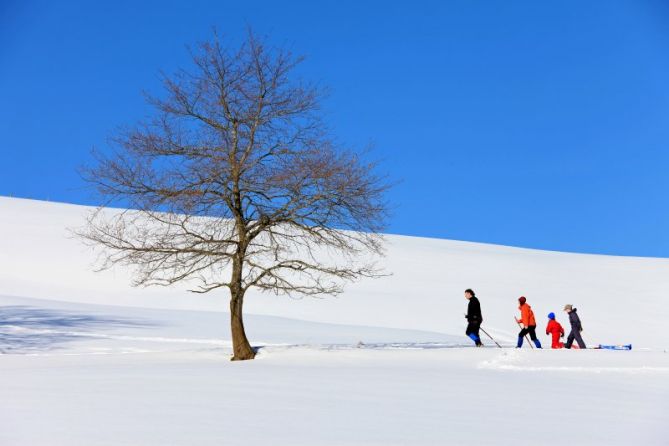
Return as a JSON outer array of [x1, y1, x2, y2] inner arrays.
[[1, 197, 668, 445]]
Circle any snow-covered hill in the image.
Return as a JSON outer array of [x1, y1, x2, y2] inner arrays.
[[2, 196, 668, 347], [1, 196, 668, 445]]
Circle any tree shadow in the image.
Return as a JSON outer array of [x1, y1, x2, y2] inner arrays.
[[0, 306, 159, 354]]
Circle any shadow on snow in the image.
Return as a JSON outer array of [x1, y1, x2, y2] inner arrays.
[[0, 305, 158, 354]]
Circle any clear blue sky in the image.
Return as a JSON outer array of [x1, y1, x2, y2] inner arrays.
[[2, 1, 669, 256]]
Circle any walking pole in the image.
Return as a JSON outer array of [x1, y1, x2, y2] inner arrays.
[[514, 317, 533, 349], [479, 327, 502, 348]]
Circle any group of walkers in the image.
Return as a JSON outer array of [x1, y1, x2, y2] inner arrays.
[[463, 289, 587, 349]]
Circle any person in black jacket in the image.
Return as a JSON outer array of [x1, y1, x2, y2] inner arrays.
[[464, 289, 483, 347], [563, 304, 586, 349]]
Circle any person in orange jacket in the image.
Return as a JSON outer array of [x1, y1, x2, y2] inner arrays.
[[545, 312, 565, 349], [516, 296, 542, 348]]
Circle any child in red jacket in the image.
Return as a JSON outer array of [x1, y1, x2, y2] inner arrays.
[[546, 312, 565, 349]]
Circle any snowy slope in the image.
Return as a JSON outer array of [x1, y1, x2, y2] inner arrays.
[[1, 196, 668, 347], [1, 197, 668, 445]]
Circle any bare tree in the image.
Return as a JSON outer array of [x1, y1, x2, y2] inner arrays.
[[78, 31, 389, 360]]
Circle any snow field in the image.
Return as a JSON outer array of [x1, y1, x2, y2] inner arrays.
[[1, 197, 668, 445]]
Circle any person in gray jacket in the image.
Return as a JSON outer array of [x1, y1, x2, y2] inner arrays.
[[563, 304, 586, 349]]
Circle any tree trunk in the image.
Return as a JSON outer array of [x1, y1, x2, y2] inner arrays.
[[229, 289, 255, 361]]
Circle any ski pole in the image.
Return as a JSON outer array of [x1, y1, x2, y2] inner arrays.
[[514, 317, 533, 349], [479, 327, 502, 348]]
